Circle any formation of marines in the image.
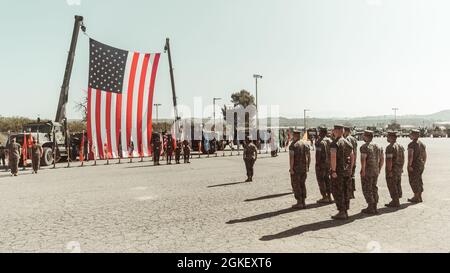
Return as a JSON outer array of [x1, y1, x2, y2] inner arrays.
[[284, 125, 427, 220], [2, 123, 428, 223]]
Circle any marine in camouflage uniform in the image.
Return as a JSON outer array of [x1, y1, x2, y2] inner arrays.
[[360, 130, 384, 214], [175, 141, 182, 164], [8, 138, 21, 176], [152, 136, 162, 166], [344, 126, 358, 199], [182, 140, 191, 164], [0, 142, 6, 167], [31, 139, 43, 174], [243, 137, 257, 182], [407, 129, 427, 203], [289, 130, 311, 209], [166, 134, 174, 165], [330, 125, 355, 220], [315, 127, 333, 203], [385, 131, 405, 207]]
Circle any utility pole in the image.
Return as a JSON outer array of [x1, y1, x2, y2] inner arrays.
[[392, 108, 399, 124], [304, 109, 311, 133], [253, 75, 262, 110], [55, 15, 85, 123]]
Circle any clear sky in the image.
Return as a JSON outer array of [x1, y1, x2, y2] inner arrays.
[[1, 0, 450, 120]]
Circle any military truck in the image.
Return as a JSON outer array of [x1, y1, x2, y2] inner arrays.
[[7, 121, 68, 166], [432, 126, 447, 138]]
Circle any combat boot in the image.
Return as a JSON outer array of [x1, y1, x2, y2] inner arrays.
[[408, 194, 421, 203], [361, 204, 377, 214], [385, 199, 400, 208], [373, 203, 379, 214], [245, 177, 251, 182], [331, 211, 348, 220], [291, 201, 305, 210]]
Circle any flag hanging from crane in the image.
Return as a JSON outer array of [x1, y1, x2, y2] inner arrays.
[[87, 39, 161, 159]]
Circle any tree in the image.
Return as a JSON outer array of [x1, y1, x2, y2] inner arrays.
[[221, 89, 255, 121], [230, 90, 255, 108], [68, 120, 86, 132], [75, 90, 88, 122]]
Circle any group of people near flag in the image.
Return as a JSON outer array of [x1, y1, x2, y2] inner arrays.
[[2, 134, 44, 176]]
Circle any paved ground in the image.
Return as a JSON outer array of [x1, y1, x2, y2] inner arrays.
[[0, 138, 449, 253]]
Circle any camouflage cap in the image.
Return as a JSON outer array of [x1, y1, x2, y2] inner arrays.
[[292, 129, 301, 134], [387, 131, 398, 137], [411, 129, 420, 134], [318, 126, 328, 133], [334, 124, 344, 130], [364, 130, 374, 136], [343, 126, 351, 131]]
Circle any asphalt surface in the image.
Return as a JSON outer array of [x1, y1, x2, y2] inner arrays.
[[0, 138, 449, 253]]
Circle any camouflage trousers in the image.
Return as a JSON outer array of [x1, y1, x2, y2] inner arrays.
[[32, 156, 40, 172], [153, 151, 160, 165], [9, 157, 19, 175], [244, 159, 255, 177], [291, 173, 307, 202], [351, 165, 356, 192], [315, 166, 331, 196], [331, 175, 352, 212], [361, 175, 379, 205], [183, 151, 190, 163], [409, 167, 424, 194], [386, 173, 402, 199]]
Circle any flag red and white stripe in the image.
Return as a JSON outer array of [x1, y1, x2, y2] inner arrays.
[[87, 51, 161, 159]]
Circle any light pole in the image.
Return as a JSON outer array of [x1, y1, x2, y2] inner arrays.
[[304, 109, 311, 133], [253, 74, 263, 111], [253, 74, 263, 153], [213, 98, 221, 132], [392, 108, 399, 124], [154, 103, 162, 124]]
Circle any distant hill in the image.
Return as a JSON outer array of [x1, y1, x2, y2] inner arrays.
[[266, 109, 450, 128]]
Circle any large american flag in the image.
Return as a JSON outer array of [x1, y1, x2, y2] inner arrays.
[[87, 39, 161, 159]]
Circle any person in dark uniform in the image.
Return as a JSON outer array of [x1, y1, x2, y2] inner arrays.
[[407, 129, 427, 203], [385, 131, 405, 208], [175, 140, 182, 164], [344, 126, 358, 199], [289, 130, 311, 209], [315, 127, 333, 203], [152, 135, 162, 166], [8, 138, 21, 176], [31, 139, 43, 174], [243, 137, 258, 182], [0, 141, 6, 168], [166, 134, 174, 165], [128, 140, 135, 163], [359, 130, 384, 214], [330, 125, 355, 220], [182, 140, 191, 163]]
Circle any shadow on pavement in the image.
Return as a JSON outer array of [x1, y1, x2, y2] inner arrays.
[[208, 181, 249, 188], [259, 203, 415, 241], [226, 203, 330, 224], [245, 192, 293, 202]]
